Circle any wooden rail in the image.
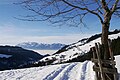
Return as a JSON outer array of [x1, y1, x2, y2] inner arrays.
[[91, 42, 118, 80]]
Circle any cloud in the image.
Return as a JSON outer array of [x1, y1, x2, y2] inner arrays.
[[0, 22, 48, 37], [0, 22, 94, 45], [0, 25, 15, 33], [0, 33, 92, 45]]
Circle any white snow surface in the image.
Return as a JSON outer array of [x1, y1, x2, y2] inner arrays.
[[40, 32, 120, 64], [115, 55, 120, 73], [0, 56, 120, 80], [0, 54, 12, 58], [0, 61, 95, 80]]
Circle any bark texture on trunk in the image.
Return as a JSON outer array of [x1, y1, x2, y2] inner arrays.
[[102, 23, 110, 60], [101, 11, 112, 60]]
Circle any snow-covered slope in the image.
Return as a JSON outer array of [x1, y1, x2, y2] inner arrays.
[[0, 61, 95, 80], [0, 56, 120, 80], [39, 31, 120, 64]]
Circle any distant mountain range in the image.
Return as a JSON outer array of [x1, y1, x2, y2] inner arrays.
[[16, 42, 66, 50]]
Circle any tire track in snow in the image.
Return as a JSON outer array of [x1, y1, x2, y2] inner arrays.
[[59, 63, 78, 80], [43, 64, 70, 80], [80, 61, 89, 80]]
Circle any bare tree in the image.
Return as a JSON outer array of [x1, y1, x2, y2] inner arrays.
[[17, 0, 120, 60]]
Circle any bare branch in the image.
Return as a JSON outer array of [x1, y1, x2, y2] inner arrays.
[[111, 0, 120, 12], [100, 0, 110, 12], [16, 0, 120, 25], [62, 0, 103, 23]]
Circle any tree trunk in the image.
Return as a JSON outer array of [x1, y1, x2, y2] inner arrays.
[[101, 23, 116, 80], [101, 22, 110, 60]]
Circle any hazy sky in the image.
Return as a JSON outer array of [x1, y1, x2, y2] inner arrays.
[[0, 0, 120, 45]]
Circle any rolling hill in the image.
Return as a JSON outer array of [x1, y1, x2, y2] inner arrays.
[[36, 29, 120, 65], [0, 46, 44, 71]]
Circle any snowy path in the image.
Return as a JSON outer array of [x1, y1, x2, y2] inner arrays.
[[0, 61, 96, 80], [43, 64, 70, 80], [80, 61, 88, 80]]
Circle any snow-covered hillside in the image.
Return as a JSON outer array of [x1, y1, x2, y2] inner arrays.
[[0, 61, 95, 80], [39, 31, 120, 64], [0, 56, 120, 80]]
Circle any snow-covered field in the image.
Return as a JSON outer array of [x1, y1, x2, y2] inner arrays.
[[0, 61, 95, 80], [0, 55, 120, 80]]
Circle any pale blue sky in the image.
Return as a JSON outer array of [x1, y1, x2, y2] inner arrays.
[[0, 0, 120, 45]]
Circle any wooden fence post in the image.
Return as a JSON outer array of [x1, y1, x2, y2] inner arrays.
[[91, 42, 118, 80]]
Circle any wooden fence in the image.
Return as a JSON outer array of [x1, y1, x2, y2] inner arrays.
[[91, 42, 118, 80]]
